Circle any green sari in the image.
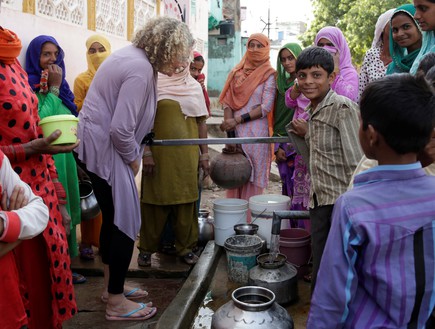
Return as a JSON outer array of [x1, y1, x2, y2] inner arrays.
[[273, 43, 303, 137], [386, 4, 422, 75]]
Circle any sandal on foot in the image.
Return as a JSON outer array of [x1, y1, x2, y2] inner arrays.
[[124, 287, 149, 300], [101, 288, 149, 303], [137, 252, 152, 267], [182, 252, 199, 265], [105, 303, 157, 321], [73, 272, 87, 284], [80, 247, 95, 260]]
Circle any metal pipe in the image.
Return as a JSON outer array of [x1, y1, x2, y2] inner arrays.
[[150, 136, 290, 146], [271, 211, 310, 235]]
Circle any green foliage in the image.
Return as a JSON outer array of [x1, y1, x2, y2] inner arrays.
[[300, 0, 411, 66]]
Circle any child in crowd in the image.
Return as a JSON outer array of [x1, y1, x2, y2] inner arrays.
[[0, 149, 49, 329], [190, 51, 211, 116], [275, 43, 311, 230], [290, 47, 362, 291], [307, 73, 435, 328]]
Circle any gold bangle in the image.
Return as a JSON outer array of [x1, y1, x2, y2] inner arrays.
[[49, 86, 60, 97], [199, 153, 209, 161], [143, 151, 153, 157]]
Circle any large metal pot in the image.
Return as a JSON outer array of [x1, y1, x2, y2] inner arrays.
[[79, 181, 101, 221], [248, 253, 298, 305], [209, 151, 251, 189], [211, 286, 294, 328], [198, 209, 214, 246]]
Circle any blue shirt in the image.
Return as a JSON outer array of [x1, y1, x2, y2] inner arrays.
[[308, 163, 435, 328]]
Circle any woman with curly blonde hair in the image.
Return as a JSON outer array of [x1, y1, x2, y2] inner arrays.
[[75, 16, 194, 321]]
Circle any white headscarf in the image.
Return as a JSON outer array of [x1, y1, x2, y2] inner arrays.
[[372, 9, 395, 48], [157, 67, 208, 118]]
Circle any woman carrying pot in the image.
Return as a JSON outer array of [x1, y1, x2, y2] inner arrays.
[[219, 33, 276, 209]]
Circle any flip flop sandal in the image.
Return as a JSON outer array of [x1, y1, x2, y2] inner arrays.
[[105, 303, 157, 321], [101, 288, 149, 303], [73, 272, 87, 284]]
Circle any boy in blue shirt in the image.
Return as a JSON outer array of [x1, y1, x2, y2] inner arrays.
[[308, 73, 435, 328]]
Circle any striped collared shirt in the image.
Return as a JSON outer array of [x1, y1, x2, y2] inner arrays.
[[305, 89, 363, 208], [308, 163, 435, 328]]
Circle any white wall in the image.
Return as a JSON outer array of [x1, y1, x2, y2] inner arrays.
[[2, 0, 209, 87], [1, 8, 131, 86]]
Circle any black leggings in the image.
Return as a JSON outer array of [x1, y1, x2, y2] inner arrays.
[[75, 155, 134, 294]]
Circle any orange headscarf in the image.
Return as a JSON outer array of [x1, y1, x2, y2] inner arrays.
[[219, 33, 276, 111], [0, 27, 22, 64]]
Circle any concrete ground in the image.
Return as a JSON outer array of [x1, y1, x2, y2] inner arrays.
[[65, 240, 311, 329], [63, 113, 303, 328]]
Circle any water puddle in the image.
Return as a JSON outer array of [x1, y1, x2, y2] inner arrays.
[[191, 291, 214, 328]]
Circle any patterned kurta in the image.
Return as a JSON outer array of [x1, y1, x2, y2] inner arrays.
[[308, 164, 435, 328], [0, 61, 76, 328], [233, 74, 276, 189]]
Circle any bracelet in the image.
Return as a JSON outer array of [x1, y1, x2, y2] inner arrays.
[[49, 86, 60, 97], [53, 181, 67, 200], [14, 144, 26, 162], [241, 113, 251, 123], [57, 198, 67, 205], [199, 153, 209, 161], [8, 145, 16, 162], [143, 151, 153, 157]]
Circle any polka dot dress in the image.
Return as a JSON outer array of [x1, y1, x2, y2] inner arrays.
[[0, 61, 76, 328]]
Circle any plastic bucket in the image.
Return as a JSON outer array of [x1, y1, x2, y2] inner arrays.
[[249, 194, 291, 248], [279, 228, 311, 278], [224, 235, 263, 283], [38, 114, 79, 145], [213, 199, 248, 246]]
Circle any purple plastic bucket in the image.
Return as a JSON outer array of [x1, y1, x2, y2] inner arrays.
[[279, 228, 311, 278]]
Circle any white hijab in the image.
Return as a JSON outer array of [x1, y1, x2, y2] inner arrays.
[[157, 67, 208, 118], [372, 9, 395, 48]]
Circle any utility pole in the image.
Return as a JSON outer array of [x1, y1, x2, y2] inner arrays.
[[260, 7, 272, 38]]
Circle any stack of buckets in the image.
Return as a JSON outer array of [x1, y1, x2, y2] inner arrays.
[[213, 198, 248, 247], [213, 198, 263, 284]]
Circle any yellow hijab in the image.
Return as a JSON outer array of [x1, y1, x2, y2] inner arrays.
[[85, 34, 111, 78]]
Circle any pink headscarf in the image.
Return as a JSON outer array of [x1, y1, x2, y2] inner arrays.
[[315, 26, 358, 99]]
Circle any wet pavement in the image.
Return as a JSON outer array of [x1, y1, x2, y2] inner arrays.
[[64, 243, 191, 329], [64, 240, 311, 329]]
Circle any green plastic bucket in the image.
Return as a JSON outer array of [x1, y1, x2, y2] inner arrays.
[[39, 114, 79, 145], [224, 235, 263, 284]]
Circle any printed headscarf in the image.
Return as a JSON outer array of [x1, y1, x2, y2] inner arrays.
[[276, 43, 303, 95], [387, 4, 422, 74], [25, 35, 78, 116], [219, 33, 276, 110], [314, 26, 358, 91], [85, 34, 111, 78], [0, 27, 22, 64]]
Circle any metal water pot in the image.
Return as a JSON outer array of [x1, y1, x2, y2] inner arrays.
[[79, 181, 101, 221], [209, 150, 251, 189], [248, 253, 298, 305], [198, 209, 214, 246], [211, 286, 294, 329]]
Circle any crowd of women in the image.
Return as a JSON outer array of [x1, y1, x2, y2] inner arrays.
[[0, 0, 434, 326]]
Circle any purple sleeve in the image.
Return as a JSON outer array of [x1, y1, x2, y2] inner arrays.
[[332, 73, 359, 102], [110, 75, 150, 164], [307, 195, 359, 328], [285, 86, 298, 108]]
